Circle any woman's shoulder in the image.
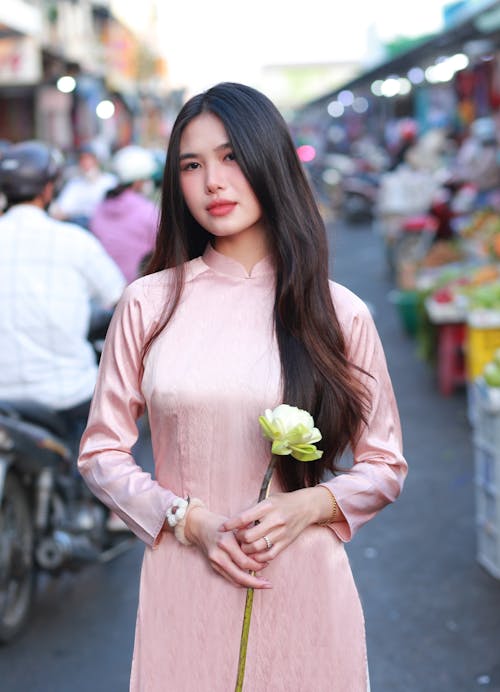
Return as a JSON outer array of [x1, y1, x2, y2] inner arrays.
[[125, 257, 208, 296], [328, 281, 381, 357], [114, 257, 208, 316], [328, 280, 372, 322]]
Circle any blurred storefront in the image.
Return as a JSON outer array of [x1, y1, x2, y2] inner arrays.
[[0, 1, 42, 142], [0, 0, 171, 153]]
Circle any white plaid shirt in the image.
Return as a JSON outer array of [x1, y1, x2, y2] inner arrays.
[[0, 204, 126, 409]]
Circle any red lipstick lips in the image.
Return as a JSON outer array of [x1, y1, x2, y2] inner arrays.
[[207, 200, 237, 217]]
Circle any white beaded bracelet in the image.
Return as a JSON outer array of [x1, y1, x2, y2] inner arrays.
[[166, 496, 205, 546]]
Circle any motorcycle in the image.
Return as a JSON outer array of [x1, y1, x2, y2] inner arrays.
[[0, 309, 134, 643], [342, 169, 380, 224]]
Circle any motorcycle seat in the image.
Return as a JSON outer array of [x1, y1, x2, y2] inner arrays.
[[0, 400, 68, 439]]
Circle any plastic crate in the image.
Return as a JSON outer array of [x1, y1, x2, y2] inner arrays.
[[472, 385, 500, 578], [474, 443, 500, 493], [472, 379, 500, 447], [389, 290, 420, 336], [474, 406, 500, 451], [475, 451, 500, 578], [465, 324, 500, 380], [475, 477, 500, 523], [476, 519, 500, 579]]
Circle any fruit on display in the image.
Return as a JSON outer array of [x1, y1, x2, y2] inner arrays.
[[432, 287, 454, 303], [483, 349, 500, 387], [460, 210, 500, 239], [488, 232, 500, 259], [428, 271, 471, 306], [469, 264, 500, 285], [466, 281, 500, 310], [421, 240, 464, 267]]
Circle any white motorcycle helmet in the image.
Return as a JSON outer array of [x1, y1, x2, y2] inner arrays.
[[112, 145, 157, 185], [470, 117, 497, 144]]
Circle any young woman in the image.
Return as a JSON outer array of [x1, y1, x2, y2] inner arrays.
[[78, 82, 407, 691]]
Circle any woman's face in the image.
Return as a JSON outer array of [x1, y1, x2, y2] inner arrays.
[[179, 112, 265, 242]]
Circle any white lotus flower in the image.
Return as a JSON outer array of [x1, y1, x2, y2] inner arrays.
[[259, 404, 323, 461]]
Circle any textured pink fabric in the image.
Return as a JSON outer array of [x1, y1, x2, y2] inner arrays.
[[78, 244, 407, 691]]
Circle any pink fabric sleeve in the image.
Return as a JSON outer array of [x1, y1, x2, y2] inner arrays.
[[321, 295, 408, 542], [78, 282, 176, 547]]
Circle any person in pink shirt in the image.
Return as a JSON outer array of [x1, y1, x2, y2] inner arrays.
[[90, 145, 159, 283], [78, 83, 407, 691]]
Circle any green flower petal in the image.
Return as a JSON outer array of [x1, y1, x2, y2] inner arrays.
[[258, 416, 277, 441], [289, 443, 324, 462], [271, 439, 292, 455]]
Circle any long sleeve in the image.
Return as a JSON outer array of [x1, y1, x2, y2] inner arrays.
[[321, 286, 408, 542], [78, 280, 176, 547]]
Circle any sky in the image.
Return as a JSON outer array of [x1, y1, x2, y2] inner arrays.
[[154, 0, 453, 94]]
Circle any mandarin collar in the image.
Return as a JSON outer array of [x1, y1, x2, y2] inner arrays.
[[201, 244, 275, 279]]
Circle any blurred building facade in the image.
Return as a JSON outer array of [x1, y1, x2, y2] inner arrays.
[[291, 0, 500, 159], [0, 0, 174, 154]]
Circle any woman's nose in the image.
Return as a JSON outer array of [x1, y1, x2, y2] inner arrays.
[[205, 164, 224, 193]]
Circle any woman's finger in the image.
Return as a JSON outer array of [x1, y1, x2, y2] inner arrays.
[[239, 533, 276, 555], [220, 500, 271, 532], [217, 532, 265, 573], [211, 555, 272, 589], [235, 517, 282, 546]]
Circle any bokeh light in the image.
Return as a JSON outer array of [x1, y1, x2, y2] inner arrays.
[[96, 100, 115, 119], [327, 101, 345, 117], [57, 76, 76, 93], [296, 144, 316, 162]]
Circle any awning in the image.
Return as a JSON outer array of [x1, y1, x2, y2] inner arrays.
[[297, 0, 500, 113], [0, 0, 42, 38]]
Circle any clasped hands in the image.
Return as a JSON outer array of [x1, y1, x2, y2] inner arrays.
[[184, 487, 326, 590]]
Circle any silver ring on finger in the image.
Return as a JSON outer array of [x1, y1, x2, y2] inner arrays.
[[263, 535, 273, 551]]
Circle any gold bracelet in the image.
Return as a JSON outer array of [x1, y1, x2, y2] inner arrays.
[[317, 485, 338, 525]]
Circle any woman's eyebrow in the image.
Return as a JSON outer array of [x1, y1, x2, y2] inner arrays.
[[179, 142, 232, 161]]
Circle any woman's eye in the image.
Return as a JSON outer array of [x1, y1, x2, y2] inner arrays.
[[181, 161, 200, 171], [224, 152, 236, 162]]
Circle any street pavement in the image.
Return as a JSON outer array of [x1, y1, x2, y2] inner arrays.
[[1, 219, 500, 691]]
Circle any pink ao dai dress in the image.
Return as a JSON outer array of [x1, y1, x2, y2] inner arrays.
[[78, 244, 407, 692]]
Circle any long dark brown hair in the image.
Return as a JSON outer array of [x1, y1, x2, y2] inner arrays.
[[144, 82, 370, 491]]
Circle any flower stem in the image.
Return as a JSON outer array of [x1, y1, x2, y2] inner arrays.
[[258, 457, 276, 502], [234, 457, 276, 692], [235, 587, 254, 692]]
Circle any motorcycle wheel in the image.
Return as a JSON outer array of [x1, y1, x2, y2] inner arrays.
[[0, 473, 35, 644], [343, 192, 373, 225]]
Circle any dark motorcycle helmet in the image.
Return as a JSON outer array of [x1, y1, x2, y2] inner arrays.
[[0, 140, 64, 201]]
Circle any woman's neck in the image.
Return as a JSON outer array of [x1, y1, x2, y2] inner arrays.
[[213, 227, 271, 274]]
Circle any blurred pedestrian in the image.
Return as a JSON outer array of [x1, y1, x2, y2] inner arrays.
[[78, 83, 407, 691], [0, 141, 125, 446], [90, 145, 159, 283], [51, 143, 117, 229], [453, 116, 500, 208]]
